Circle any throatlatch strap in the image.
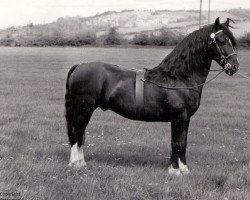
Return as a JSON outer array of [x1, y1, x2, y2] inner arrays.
[[135, 70, 145, 117]]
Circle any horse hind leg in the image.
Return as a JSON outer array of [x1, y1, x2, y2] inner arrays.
[[69, 110, 94, 168], [66, 96, 95, 169]]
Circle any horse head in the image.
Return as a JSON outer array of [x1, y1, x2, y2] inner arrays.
[[209, 17, 240, 76]]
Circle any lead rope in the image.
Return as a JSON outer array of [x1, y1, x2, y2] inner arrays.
[[141, 69, 225, 90], [236, 71, 250, 79]]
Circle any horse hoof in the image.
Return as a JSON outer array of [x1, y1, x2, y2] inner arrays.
[[69, 160, 87, 169], [178, 158, 190, 175], [180, 167, 190, 175], [168, 166, 182, 176]]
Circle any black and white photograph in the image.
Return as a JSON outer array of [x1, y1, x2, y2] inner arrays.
[[0, 0, 249, 199]]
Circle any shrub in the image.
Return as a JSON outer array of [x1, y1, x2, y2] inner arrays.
[[238, 32, 250, 47], [132, 28, 184, 46], [0, 34, 15, 46], [27, 22, 34, 28], [22, 31, 97, 47], [150, 28, 175, 46], [121, 9, 134, 13], [101, 27, 123, 46], [66, 32, 96, 46], [132, 33, 150, 46]]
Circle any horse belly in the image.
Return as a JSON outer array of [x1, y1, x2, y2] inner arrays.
[[104, 79, 137, 118], [108, 91, 174, 122]]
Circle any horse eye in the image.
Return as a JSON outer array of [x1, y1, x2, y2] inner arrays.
[[217, 38, 226, 45]]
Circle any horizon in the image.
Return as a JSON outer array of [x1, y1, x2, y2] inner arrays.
[[1, 8, 249, 30], [0, 0, 250, 29]]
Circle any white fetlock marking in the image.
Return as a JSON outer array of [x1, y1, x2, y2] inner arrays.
[[78, 146, 84, 160], [178, 158, 190, 174], [69, 143, 86, 167], [69, 143, 79, 164], [168, 165, 182, 176]]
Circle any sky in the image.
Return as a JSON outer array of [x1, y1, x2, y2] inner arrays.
[[0, 0, 250, 29]]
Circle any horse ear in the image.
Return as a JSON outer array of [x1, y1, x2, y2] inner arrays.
[[214, 17, 220, 28], [224, 18, 230, 27], [223, 18, 235, 28]]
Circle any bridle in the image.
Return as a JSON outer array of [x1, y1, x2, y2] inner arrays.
[[209, 30, 237, 71]]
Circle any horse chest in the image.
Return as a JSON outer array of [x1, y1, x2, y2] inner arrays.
[[145, 89, 201, 118], [185, 92, 201, 115]]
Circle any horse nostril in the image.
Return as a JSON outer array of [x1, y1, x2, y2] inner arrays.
[[233, 65, 237, 71], [225, 63, 231, 70]]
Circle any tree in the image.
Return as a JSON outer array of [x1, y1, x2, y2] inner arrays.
[[103, 27, 121, 45], [132, 33, 149, 46], [27, 21, 34, 28], [0, 34, 15, 46]]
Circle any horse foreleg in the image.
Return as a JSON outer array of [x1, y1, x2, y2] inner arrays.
[[168, 114, 190, 175]]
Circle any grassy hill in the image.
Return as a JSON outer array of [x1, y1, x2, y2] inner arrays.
[[0, 9, 250, 47]]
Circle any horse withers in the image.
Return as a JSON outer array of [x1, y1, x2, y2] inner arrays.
[[65, 18, 239, 175]]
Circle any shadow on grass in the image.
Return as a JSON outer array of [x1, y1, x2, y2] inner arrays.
[[86, 146, 170, 169]]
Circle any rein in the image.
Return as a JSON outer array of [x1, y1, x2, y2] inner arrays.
[[236, 71, 250, 79], [141, 69, 225, 90], [141, 68, 250, 90]]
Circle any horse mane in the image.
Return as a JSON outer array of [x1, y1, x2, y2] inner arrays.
[[144, 22, 237, 83], [220, 23, 237, 48]]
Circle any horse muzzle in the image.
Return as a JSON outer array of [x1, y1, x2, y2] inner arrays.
[[224, 63, 240, 76]]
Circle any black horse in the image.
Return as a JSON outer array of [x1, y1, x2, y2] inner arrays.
[[65, 18, 239, 175]]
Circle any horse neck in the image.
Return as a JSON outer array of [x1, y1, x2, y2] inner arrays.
[[148, 27, 213, 86]]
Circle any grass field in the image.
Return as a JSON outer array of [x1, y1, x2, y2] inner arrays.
[[0, 47, 249, 200]]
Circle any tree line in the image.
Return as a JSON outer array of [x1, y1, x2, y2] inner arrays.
[[0, 27, 249, 47]]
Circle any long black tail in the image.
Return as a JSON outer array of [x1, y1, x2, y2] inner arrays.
[[65, 64, 79, 146]]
